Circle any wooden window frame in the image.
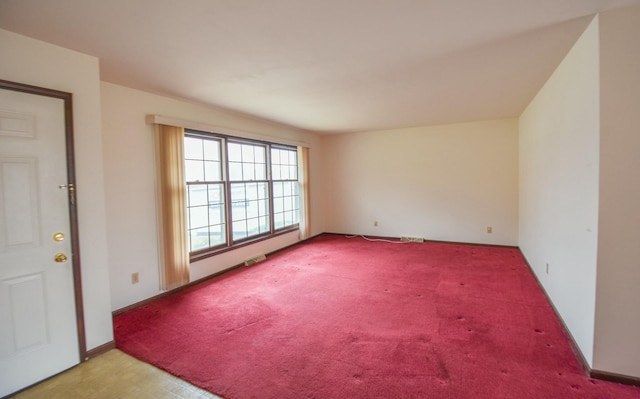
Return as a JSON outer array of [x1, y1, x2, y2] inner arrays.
[[185, 130, 299, 262]]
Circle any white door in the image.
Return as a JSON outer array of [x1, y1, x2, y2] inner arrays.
[[0, 86, 80, 396]]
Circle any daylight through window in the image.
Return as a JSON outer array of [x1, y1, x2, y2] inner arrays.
[[184, 130, 299, 257]]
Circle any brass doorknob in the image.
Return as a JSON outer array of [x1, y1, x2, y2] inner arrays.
[[54, 253, 68, 263]]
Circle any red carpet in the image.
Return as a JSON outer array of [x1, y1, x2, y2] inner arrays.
[[114, 234, 640, 398]]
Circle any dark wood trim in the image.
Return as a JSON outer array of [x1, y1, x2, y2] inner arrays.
[[0, 80, 86, 361], [84, 341, 116, 360], [324, 232, 519, 249], [423, 238, 518, 249], [63, 90, 88, 363], [113, 262, 246, 316], [519, 248, 640, 387], [0, 79, 70, 100], [517, 249, 592, 375], [590, 369, 640, 387], [114, 232, 322, 315]]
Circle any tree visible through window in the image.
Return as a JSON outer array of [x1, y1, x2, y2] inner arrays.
[[184, 131, 299, 257]]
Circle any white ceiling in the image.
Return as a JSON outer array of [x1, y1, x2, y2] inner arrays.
[[1, 0, 638, 133]]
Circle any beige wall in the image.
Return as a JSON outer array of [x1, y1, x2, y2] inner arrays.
[[0, 29, 113, 350], [322, 119, 519, 246], [101, 82, 324, 311], [519, 17, 600, 365], [594, 5, 640, 377]]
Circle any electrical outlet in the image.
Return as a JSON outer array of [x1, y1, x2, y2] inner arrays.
[[374, 221, 378, 227], [131, 272, 139, 284], [487, 226, 493, 234]]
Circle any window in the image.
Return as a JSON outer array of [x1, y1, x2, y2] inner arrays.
[[228, 141, 270, 241], [271, 147, 300, 230], [184, 130, 299, 257], [184, 136, 226, 252]]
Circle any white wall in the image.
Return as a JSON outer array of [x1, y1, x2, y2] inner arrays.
[[322, 119, 519, 246], [518, 17, 600, 365], [101, 82, 324, 311], [0, 29, 113, 350], [594, 6, 640, 377]]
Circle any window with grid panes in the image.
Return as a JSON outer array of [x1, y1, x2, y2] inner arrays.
[[271, 147, 300, 230], [228, 141, 270, 241], [184, 136, 226, 252], [184, 130, 299, 258]]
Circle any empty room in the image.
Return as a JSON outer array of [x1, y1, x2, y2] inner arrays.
[[0, 1, 639, 398]]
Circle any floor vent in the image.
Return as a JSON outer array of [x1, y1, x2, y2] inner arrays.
[[400, 236, 424, 243], [244, 254, 266, 266]]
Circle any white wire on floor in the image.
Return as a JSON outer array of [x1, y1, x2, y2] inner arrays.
[[344, 234, 411, 244]]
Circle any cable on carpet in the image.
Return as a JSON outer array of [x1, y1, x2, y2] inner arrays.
[[345, 234, 411, 244]]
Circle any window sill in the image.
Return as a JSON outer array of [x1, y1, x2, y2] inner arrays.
[[189, 226, 299, 263]]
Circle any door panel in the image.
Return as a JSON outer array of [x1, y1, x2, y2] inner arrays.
[[0, 87, 79, 397], [0, 273, 48, 357], [1, 157, 39, 248]]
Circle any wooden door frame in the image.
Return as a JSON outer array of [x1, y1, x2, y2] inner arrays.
[[0, 79, 87, 362]]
